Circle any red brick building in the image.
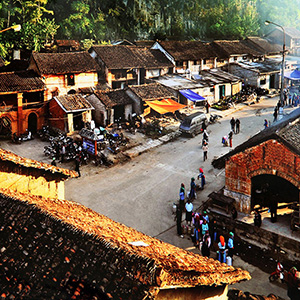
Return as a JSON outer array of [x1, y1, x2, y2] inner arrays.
[[213, 109, 300, 214]]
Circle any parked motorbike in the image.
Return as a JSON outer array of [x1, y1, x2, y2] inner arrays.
[[11, 131, 34, 143], [93, 152, 113, 167], [11, 133, 22, 144], [269, 262, 285, 283], [209, 114, 222, 124]]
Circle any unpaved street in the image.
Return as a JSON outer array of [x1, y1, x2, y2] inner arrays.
[[65, 97, 287, 236], [0, 96, 291, 299]]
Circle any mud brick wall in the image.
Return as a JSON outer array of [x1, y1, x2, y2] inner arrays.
[[0, 196, 157, 299], [225, 140, 300, 213], [0, 160, 67, 200]]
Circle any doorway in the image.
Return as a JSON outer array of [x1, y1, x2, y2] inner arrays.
[[251, 174, 298, 210], [219, 85, 225, 99], [28, 113, 37, 134]]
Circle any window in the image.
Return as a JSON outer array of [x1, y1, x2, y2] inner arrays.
[[203, 59, 207, 65], [194, 60, 198, 65], [67, 73, 75, 86], [176, 61, 183, 67], [260, 78, 266, 85]]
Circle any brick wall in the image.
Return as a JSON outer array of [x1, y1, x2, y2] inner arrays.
[[225, 140, 300, 213], [0, 196, 156, 299]]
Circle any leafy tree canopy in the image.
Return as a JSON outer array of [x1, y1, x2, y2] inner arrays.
[[0, 0, 299, 60]]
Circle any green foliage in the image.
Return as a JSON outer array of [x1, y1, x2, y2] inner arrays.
[[1, 0, 300, 59]]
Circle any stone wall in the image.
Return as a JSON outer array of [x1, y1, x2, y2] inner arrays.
[[225, 140, 300, 213], [0, 196, 157, 299], [210, 209, 300, 263]]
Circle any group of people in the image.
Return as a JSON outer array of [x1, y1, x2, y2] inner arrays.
[[221, 117, 240, 148], [217, 232, 234, 264], [175, 172, 206, 237]]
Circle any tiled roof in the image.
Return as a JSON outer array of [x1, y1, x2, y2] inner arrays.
[[2, 188, 250, 290], [94, 89, 133, 108], [158, 40, 218, 61], [0, 56, 5, 67], [54, 94, 94, 112], [55, 39, 81, 49], [127, 83, 175, 100], [91, 45, 173, 69], [284, 27, 300, 39], [211, 40, 262, 58], [243, 37, 282, 55], [213, 107, 300, 169], [0, 147, 77, 178], [31, 51, 101, 75], [0, 70, 45, 93]]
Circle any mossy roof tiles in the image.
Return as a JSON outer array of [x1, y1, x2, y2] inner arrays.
[[91, 45, 173, 69], [31, 51, 101, 75], [0, 71, 44, 93], [0, 147, 77, 178], [1, 188, 250, 289]]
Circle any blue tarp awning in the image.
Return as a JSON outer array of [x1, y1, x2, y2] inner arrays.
[[284, 69, 300, 80], [179, 89, 205, 102]]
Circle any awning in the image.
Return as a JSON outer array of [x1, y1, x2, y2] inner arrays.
[[179, 89, 205, 102], [284, 69, 300, 80], [145, 99, 186, 114]]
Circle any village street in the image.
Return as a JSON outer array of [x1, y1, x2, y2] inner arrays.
[[0, 96, 293, 299], [65, 96, 289, 236]]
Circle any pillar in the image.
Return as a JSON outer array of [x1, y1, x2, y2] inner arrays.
[[17, 93, 23, 135]]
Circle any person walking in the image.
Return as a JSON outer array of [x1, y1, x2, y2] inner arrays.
[[227, 232, 234, 258], [201, 231, 211, 257], [264, 119, 268, 129], [201, 219, 209, 237], [217, 235, 226, 263], [60, 144, 66, 163], [228, 130, 233, 148], [230, 117, 235, 133], [75, 155, 81, 177], [286, 267, 300, 300], [51, 157, 57, 166], [174, 204, 183, 237], [179, 183, 185, 211], [205, 101, 210, 113], [235, 118, 240, 134], [202, 141, 208, 161], [185, 198, 193, 226], [254, 209, 262, 227], [273, 107, 278, 122], [197, 168, 205, 190], [189, 177, 196, 200], [202, 129, 209, 145]]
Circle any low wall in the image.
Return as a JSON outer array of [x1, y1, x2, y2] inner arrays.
[[210, 210, 300, 264]]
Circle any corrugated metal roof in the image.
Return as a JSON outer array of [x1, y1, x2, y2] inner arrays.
[[0, 148, 77, 178], [0, 70, 45, 93], [54, 94, 94, 112], [1, 188, 250, 289]]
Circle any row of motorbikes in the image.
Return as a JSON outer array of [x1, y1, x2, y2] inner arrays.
[[41, 125, 117, 167], [11, 131, 34, 144]]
